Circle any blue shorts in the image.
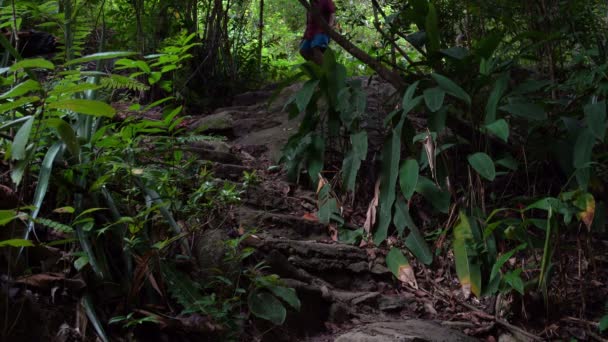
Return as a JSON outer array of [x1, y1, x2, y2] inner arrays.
[[300, 34, 330, 52]]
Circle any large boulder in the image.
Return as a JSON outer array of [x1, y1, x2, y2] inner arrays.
[[334, 320, 476, 342]]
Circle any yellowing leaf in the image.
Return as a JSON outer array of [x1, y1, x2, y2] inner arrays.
[[574, 192, 595, 230], [453, 211, 482, 298], [386, 248, 418, 288]]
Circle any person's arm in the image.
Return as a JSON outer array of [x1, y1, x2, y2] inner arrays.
[[328, 13, 336, 28]]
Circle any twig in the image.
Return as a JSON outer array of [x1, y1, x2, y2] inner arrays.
[[432, 284, 544, 341]]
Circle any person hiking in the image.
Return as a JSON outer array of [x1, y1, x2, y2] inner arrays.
[[300, 0, 336, 65]]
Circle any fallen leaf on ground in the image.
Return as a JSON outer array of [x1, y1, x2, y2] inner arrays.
[[363, 179, 381, 235]]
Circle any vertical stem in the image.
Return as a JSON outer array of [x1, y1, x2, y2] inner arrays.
[[64, 0, 73, 62], [257, 0, 264, 73]]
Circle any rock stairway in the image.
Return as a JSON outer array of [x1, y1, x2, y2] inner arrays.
[[187, 79, 477, 341]]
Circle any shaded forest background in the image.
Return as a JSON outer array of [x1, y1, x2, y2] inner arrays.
[[1, 0, 608, 341]]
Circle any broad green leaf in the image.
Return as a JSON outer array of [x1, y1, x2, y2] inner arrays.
[[25, 142, 62, 243], [495, 155, 518, 170], [267, 286, 301, 311], [485, 119, 509, 142], [600, 315, 608, 333], [374, 119, 404, 245], [401, 81, 420, 113], [47, 99, 115, 117], [468, 152, 496, 181], [46, 118, 80, 157], [318, 198, 337, 224], [484, 74, 508, 124], [431, 73, 471, 105], [504, 270, 524, 295], [342, 153, 361, 192], [11, 159, 27, 185], [399, 159, 419, 200], [307, 134, 324, 184], [489, 244, 526, 280], [0, 96, 40, 114], [415, 176, 450, 213], [0, 209, 18, 226], [429, 107, 447, 133], [405, 227, 433, 266], [0, 80, 41, 99], [453, 212, 482, 297], [440, 47, 469, 60], [0, 239, 34, 247], [386, 248, 417, 287], [65, 51, 137, 66], [423, 87, 445, 112], [48, 83, 101, 96], [424, 3, 440, 52], [296, 80, 319, 112], [394, 200, 433, 265], [393, 199, 409, 237], [584, 101, 606, 141], [339, 228, 363, 245], [10, 58, 55, 71], [351, 131, 368, 159], [573, 128, 595, 169], [500, 103, 546, 121], [11, 116, 35, 160], [342, 131, 367, 192], [248, 290, 286, 325], [74, 256, 89, 271]]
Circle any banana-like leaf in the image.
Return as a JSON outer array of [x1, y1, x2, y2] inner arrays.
[[65, 51, 137, 66], [47, 99, 116, 117], [453, 211, 482, 298], [11, 116, 35, 160], [0, 80, 41, 99], [47, 118, 80, 157], [24, 142, 62, 241], [373, 118, 404, 245]]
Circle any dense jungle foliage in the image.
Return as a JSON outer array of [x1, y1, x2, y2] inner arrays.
[[0, 0, 607, 341]]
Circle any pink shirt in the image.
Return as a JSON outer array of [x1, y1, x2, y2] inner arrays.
[[304, 0, 336, 39]]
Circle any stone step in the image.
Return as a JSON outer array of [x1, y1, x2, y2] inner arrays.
[[237, 207, 328, 241]]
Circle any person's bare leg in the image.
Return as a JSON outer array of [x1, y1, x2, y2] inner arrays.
[[300, 49, 313, 62], [311, 47, 324, 65]]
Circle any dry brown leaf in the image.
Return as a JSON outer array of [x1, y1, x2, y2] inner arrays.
[[16, 273, 85, 291], [363, 179, 381, 235], [422, 129, 437, 182], [397, 265, 418, 289], [328, 224, 338, 242], [302, 212, 318, 221]]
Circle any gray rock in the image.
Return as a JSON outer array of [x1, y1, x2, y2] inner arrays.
[[190, 111, 234, 132], [334, 320, 476, 342], [377, 294, 414, 311]]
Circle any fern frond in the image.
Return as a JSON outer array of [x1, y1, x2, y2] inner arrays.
[[101, 75, 149, 92], [35, 217, 74, 233], [160, 262, 207, 313]]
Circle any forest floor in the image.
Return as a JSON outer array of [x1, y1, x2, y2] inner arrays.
[[181, 77, 608, 341], [1, 76, 607, 341]]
